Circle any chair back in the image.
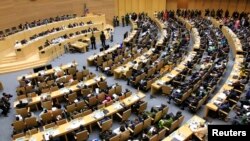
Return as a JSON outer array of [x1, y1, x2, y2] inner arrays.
[[76, 130, 89, 141], [120, 130, 130, 141], [25, 117, 38, 128], [133, 122, 143, 135], [122, 109, 131, 121], [101, 119, 113, 132]]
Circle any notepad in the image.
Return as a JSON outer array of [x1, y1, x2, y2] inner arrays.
[[60, 88, 70, 94], [114, 102, 123, 110]]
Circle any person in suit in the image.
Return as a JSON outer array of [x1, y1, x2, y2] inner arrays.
[[90, 33, 96, 50], [122, 16, 125, 27], [125, 14, 130, 26], [15, 100, 28, 109], [100, 31, 106, 47]]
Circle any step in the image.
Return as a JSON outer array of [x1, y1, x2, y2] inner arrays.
[[0, 59, 49, 74], [0, 56, 17, 64]]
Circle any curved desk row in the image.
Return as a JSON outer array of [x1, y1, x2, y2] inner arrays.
[[210, 18, 243, 56], [162, 115, 205, 141], [17, 62, 77, 81], [177, 17, 200, 50], [87, 44, 120, 66], [153, 17, 168, 46], [113, 48, 154, 79], [13, 92, 145, 141], [204, 18, 245, 119], [151, 51, 197, 94], [151, 16, 200, 95], [1, 15, 105, 48], [14, 75, 106, 109], [87, 18, 137, 66], [15, 23, 103, 59], [123, 19, 138, 44], [204, 54, 244, 118]]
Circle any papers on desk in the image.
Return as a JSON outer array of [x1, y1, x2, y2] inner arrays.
[[188, 121, 200, 131], [38, 70, 45, 76], [217, 93, 226, 100], [54, 67, 62, 72], [94, 77, 102, 82], [172, 133, 185, 141], [60, 88, 70, 94], [77, 82, 84, 88], [69, 118, 85, 129], [40, 93, 50, 100], [156, 80, 164, 85], [104, 67, 110, 71], [131, 93, 140, 101], [44, 128, 59, 141], [93, 110, 105, 119], [167, 74, 174, 78], [113, 101, 123, 110]]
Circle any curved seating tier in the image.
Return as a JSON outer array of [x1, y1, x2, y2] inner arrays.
[[0, 14, 111, 74], [162, 115, 205, 141], [151, 16, 200, 95], [205, 18, 246, 121]]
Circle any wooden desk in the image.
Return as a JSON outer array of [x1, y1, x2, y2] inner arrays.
[[14, 76, 106, 108], [87, 44, 120, 66], [204, 55, 244, 118], [71, 41, 88, 53], [17, 62, 78, 81], [210, 18, 243, 57], [163, 115, 205, 141], [153, 17, 167, 46], [13, 92, 145, 141], [151, 51, 196, 94], [113, 48, 154, 79], [123, 19, 138, 44], [222, 26, 243, 56]]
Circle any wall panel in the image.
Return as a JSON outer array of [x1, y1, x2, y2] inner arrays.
[[126, 0, 133, 14], [159, 0, 166, 12], [132, 0, 139, 13], [84, 0, 115, 24], [237, 0, 247, 12], [166, 0, 177, 10]]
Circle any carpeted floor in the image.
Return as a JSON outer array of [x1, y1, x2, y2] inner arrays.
[[0, 25, 233, 141]]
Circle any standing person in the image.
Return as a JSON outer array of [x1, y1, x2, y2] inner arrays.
[[122, 16, 125, 27], [116, 16, 119, 26], [100, 31, 106, 47], [113, 16, 116, 27], [90, 33, 96, 50], [110, 29, 113, 42], [125, 14, 129, 26]]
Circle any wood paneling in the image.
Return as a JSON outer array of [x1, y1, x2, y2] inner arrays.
[[0, 0, 83, 30], [177, 0, 188, 9], [166, 0, 177, 10], [84, 0, 115, 24], [116, 0, 166, 18]]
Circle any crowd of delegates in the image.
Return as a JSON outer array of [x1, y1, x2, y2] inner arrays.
[[0, 14, 77, 39], [232, 88, 250, 125], [206, 9, 250, 67], [176, 9, 202, 18], [15, 20, 97, 50], [0, 92, 13, 116], [135, 16, 190, 91], [17, 63, 88, 96], [165, 10, 233, 115], [98, 103, 183, 140]]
